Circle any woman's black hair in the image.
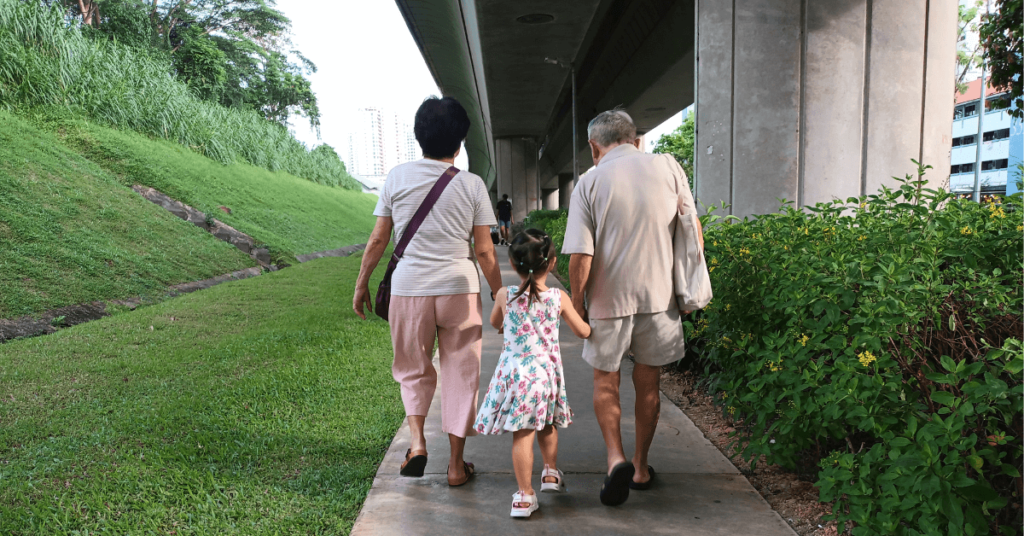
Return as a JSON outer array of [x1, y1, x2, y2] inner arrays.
[[508, 228, 556, 306], [414, 96, 471, 159]]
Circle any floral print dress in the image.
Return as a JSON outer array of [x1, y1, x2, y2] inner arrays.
[[474, 285, 573, 434]]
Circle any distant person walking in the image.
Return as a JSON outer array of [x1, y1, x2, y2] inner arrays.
[[562, 109, 698, 506], [353, 96, 502, 487], [496, 194, 513, 245]]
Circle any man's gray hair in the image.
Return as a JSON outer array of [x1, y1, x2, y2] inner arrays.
[[587, 109, 636, 147]]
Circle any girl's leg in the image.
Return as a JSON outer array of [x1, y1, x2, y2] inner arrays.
[[512, 429, 537, 494], [537, 425, 559, 472]]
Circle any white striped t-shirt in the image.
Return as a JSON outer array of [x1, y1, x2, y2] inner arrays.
[[374, 159, 497, 296]]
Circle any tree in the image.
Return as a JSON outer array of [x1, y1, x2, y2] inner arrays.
[[955, 1, 983, 95], [978, 0, 1023, 119], [652, 110, 695, 179], [49, 0, 321, 129]]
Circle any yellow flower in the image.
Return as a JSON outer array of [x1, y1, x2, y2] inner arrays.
[[1017, 224, 1023, 232], [858, 235, 866, 241], [961, 226, 973, 235], [739, 248, 751, 256], [798, 334, 809, 346], [860, 202, 866, 208], [727, 406, 736, 416], [990, 207, 1006, 219], [804, 227, 809, 235], [857, 351, 877, 367], [725, 304, 731, 311]]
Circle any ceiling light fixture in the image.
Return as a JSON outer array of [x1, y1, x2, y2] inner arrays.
[[516, 13, 554, 24]]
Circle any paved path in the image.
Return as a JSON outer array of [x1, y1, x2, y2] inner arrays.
[[352, 247, 796, 535]]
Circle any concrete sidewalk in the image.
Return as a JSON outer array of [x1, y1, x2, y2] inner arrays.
[[352, 247, 796, 535]]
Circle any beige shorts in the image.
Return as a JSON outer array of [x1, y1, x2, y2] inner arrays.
[[582, 309, 685, 372]]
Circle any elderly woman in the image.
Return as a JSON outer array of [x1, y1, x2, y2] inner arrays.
[[353, 96, 502, 486]]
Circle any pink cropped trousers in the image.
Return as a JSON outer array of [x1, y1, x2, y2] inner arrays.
[[388, 294, 482, 438]]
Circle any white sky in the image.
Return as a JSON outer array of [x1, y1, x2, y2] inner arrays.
[[278, 0, 469, 170], [277, 0, 682, 175]]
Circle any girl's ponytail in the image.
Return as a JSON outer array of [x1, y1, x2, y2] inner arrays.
[[508, 229, 556, 306]]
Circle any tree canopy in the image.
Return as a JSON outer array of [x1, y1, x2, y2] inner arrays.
[[978, 0, 1022, 119], [652, 110, 695, 180], [47, 0, 320, 129]]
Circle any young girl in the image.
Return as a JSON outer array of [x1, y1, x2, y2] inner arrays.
[[473, 229, 591, 518]]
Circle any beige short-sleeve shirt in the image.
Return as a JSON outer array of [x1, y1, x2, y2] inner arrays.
[[561, 144, 696, 319], [374, 159, 497, 296]]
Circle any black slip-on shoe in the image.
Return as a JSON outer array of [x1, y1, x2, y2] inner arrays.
[[600, 462, 635, 506], [628, 465, 655, 490]]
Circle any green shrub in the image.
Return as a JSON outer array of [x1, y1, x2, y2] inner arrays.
[[0, 0, 359, 190], [524, 209, 569, 284], [530, 163, 1023, 534], [692, 164, 1022, 535]]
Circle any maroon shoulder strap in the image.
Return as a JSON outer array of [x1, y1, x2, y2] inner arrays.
[[393, 166, 459, 259]]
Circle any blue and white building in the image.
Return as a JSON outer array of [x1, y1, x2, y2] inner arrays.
[[949, 78, 1021, 196]]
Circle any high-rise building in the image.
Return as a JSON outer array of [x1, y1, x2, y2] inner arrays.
[[949, 79, 1020, 197], [345, 108, 420, 188]]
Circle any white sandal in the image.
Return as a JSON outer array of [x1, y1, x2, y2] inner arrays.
[[510, 490, 539, 518], [540, 465, 566, 493]]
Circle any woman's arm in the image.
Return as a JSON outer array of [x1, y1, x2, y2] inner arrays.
[[353, 216, 393, 320], [489, 287, 508, 330], [473, 225, 502, 297], [559, 289, 592, 339]]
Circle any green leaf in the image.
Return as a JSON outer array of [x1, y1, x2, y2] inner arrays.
[[931, 391, 956, 406], [960, 483, 999, 502]]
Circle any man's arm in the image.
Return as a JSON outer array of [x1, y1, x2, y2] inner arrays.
[[473, 225, 502, 296], [569, 253, 592, 322], [353, 216, 392, 319]]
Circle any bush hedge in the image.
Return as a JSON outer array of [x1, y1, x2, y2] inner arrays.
[[524, 209, 570, 286], [527, 165, 1023, 535]]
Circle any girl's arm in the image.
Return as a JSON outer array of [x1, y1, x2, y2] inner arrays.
[[559, 290, 592, 339], [490, 287, 508, 330]]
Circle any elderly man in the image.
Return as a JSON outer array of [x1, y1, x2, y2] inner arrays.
[[562, 109, 697, 506]]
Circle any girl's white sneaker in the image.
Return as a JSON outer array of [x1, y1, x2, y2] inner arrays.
[[510, 491, 539, 518], [540, 466, 566, 493]]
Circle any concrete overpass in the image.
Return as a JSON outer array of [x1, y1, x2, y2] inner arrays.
[[397, 0, 956, 219]]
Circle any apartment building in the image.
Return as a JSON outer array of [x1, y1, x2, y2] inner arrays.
[[949, 78, 1021, 196]]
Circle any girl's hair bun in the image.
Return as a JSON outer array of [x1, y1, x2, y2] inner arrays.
[[507, 228, 555, 305]]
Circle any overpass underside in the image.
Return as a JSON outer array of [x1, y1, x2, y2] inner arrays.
[[398, 0, 955, 220]]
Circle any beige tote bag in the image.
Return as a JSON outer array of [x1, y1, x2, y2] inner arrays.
[[673, 207, 713, 312]]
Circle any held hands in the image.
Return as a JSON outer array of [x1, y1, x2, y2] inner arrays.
[[353, 284, 373, 320]]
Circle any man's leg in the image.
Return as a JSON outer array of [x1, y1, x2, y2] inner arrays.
[[631, 362, 661, 484], [593, 367, 627, 473]]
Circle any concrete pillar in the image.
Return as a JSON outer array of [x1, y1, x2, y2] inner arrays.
[[695, 0, 956, 218], [495, 137, 539, 221], [542, 189, 559, 210], [558, 173, 574, 209]]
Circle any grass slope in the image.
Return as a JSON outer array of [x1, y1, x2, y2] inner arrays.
[[51, 118, 379, 259], [0, 111, 254, 319], [0, 255, 402, 535]]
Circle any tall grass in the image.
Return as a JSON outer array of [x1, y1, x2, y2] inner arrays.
[[0, 0, 359, 190]]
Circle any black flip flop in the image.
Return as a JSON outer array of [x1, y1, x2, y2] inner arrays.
[[628, 466, 655, 490], [600, 462, 635, 506], [399, 448, 427, 477]]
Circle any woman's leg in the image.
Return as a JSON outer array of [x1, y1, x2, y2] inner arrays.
[[435, 294, 483, 480], [512, 429, 537, 494], [389, 296, 438, 453], [537, 425, 559, 473]]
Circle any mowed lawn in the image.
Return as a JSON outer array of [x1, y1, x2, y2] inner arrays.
[[0, 256, 402, 535], [0, 111, 255, 318], [53, 119, 379, 259]]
